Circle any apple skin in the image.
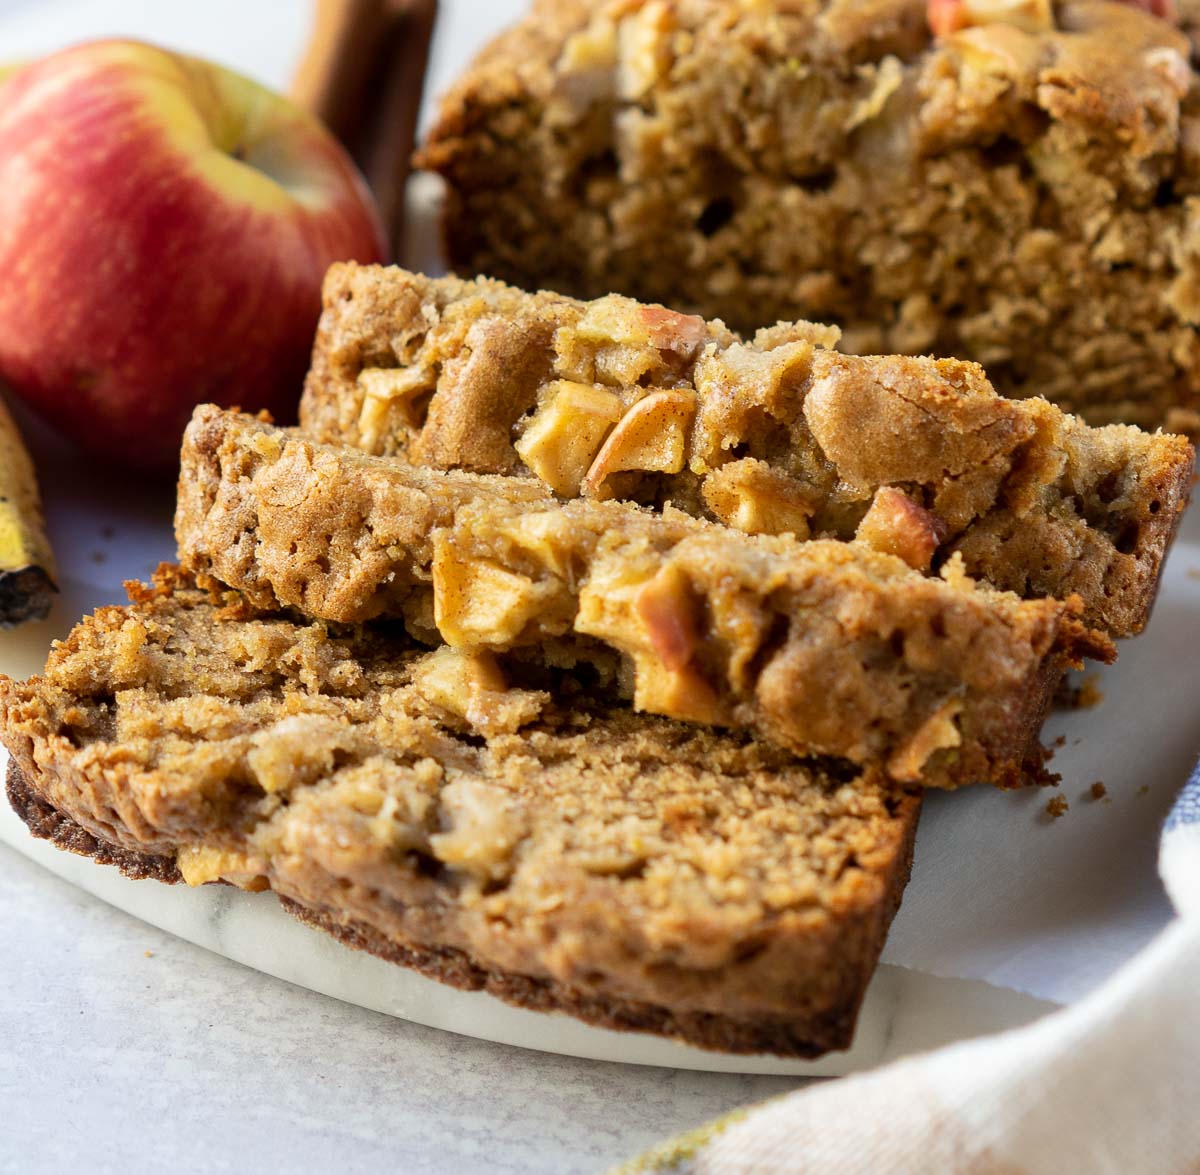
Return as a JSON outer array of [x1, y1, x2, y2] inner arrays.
[[0, 40, 387, 473]]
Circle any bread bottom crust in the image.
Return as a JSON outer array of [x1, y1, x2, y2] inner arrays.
[[7, 758, 181, 882], [5, 759, 916, 1058]]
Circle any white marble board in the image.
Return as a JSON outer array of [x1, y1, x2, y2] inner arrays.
[[0, 0, 1196, 1079]]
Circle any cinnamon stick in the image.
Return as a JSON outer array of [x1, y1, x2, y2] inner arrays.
[[292, 0, 438, 259]]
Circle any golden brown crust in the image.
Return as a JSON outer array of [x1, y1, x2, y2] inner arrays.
[[0, 573, 922, 1056], [417, 0, 1200, 433], [276, 891, 907, 1057], [300, 266, 1194, 638], [5, 759, 181, 882], [178, 407, 1114, 788]]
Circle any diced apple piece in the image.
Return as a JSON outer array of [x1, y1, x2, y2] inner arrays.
[[357, 365, 436, 416], [574, 295, 653, 346], [429, 779, 527, 883], [355, 364, 436, 415], [582, 389, 697, 497], [563, 296, 707, 385], [616, 0, 677, 100], [577, 561, 732, 726], [702, 459, 816, 538], [553, 14, 618, 114], [633, 657, 732, 727], [887, 700, 963, 783], [356, 365, 436, 450], [945, 23, 1045, 78], [177, 844, 269, 891], [412, 646, 546, 736], [637, 305, 708, 360], [514, 380, 624, 495], [497, 509, 579, 579], [433, 538, 558, 647], [928, 0, 1052, 38], [572, 296, 706, 357], [634, 563, 699, 671], [414, 643, 504, 699], [558, 15, 618, 75], [855, 486, 947, 571]]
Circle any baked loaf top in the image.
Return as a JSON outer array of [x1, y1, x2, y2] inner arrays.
[[301, 265, 1193, 638], [0, 567, 920, 1056], [177, 405, 1112, 788], [417, 0, 1200, 432]]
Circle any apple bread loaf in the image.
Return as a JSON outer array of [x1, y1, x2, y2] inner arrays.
[[300, 265, 1194, 638], [416, 0, 1200, 433], [176, 406, 1113, 788], [0, 566, 921, 1057]]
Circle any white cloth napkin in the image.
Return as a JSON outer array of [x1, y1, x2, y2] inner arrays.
[[621, 772, 1200, 1174]]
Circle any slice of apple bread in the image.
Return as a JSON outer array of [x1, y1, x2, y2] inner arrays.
[[176, 406, 1113, 789], [300, 265, 1194, 638], [0, 565, 921, 1057]]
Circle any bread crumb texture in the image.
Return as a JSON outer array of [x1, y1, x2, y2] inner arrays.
[[0, 567, 921, 1052]]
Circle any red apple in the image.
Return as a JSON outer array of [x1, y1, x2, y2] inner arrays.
[[0, 40, 387, 473]]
